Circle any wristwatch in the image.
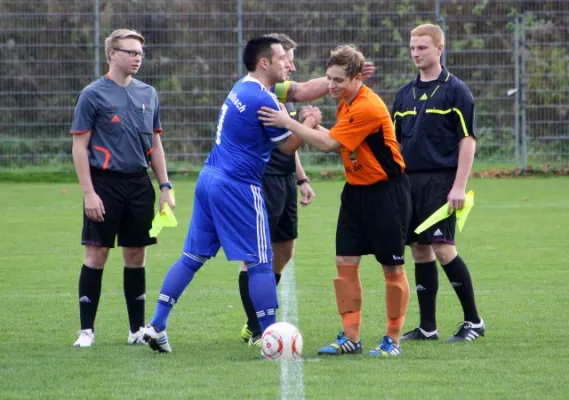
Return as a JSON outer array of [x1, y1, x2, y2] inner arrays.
[[159, 182, 172, 190], [296, 178, 310, 186]]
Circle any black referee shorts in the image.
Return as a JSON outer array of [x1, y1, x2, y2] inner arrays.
[[336, 175, 411, 266], [81, 167, 157, 248], [262, 173, 298, 243], [407, 171, 457, 245]]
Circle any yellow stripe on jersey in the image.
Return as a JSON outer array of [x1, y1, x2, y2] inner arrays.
[[425, 108, 470, 136], [393, 110, 417, 132], [394, 110, 417, 118]]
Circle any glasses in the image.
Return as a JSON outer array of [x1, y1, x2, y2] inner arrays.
[[113, 48, 145, 58]]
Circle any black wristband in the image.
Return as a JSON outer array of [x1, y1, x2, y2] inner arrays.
[[296, 178, 310, 186], [159, 182, 172, 190]]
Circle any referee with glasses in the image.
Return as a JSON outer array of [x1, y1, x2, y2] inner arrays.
[[70, 29, 174, 348]]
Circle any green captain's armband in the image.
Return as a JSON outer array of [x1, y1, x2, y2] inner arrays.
[[274, 81, 292, 103]]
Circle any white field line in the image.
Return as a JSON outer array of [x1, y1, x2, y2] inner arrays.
[[279, 259, 305, 400]]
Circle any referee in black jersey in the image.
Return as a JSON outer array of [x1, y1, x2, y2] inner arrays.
[[392, 24, 485, 343]]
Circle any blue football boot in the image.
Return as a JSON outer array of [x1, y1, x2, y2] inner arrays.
[[317, 331, 362, 356], [368, 335, 402, 357]]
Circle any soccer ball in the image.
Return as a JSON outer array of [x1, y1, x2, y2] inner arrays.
[[261, 322, 303, 361]]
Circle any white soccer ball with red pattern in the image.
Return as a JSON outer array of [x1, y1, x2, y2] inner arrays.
[[261, 322, 303, 361]]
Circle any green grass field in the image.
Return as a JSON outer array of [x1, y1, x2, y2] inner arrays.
[[1, 178, 568, 400]]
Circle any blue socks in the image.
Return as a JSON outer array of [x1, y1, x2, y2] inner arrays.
[[150, 253, 207, 331], [151, 256, 278, 334], [247, 262, 278, 333]]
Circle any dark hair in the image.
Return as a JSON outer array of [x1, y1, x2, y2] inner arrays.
[[242, 36, 282, 72]]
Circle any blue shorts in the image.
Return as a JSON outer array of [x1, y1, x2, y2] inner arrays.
[[183, 167, 272, 263]]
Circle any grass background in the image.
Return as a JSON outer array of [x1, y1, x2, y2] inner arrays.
[[1, 177, 568, 399]]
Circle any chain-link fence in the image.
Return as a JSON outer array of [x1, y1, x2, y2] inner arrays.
[[523, 10, 569, 168], [0, 0, 567, 172]]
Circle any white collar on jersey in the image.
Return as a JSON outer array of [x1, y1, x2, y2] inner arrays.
[[243, 74, 270, 91]]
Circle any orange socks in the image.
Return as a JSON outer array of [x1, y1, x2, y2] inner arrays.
[[384, 269, 410, 344], [333, 265, 409, 344], [342, 311, 362, 342], [334, 264, 362, 342]]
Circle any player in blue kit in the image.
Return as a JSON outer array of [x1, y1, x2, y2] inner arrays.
[[239, 34, 376, 347], [143, 36, 310, 353]]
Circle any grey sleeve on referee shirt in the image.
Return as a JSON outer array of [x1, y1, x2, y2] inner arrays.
[[70, 89, 97, 134], [152, 88, 163, 134]]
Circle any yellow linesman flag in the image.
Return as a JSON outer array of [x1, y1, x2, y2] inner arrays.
[[149, 189, 178, 238], [414, 190, 475, 234]]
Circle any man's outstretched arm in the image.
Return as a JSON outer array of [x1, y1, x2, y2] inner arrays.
[[286, 62, 375, 102]]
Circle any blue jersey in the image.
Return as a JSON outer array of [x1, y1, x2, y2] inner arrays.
[[205, 76, 291, 186]]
